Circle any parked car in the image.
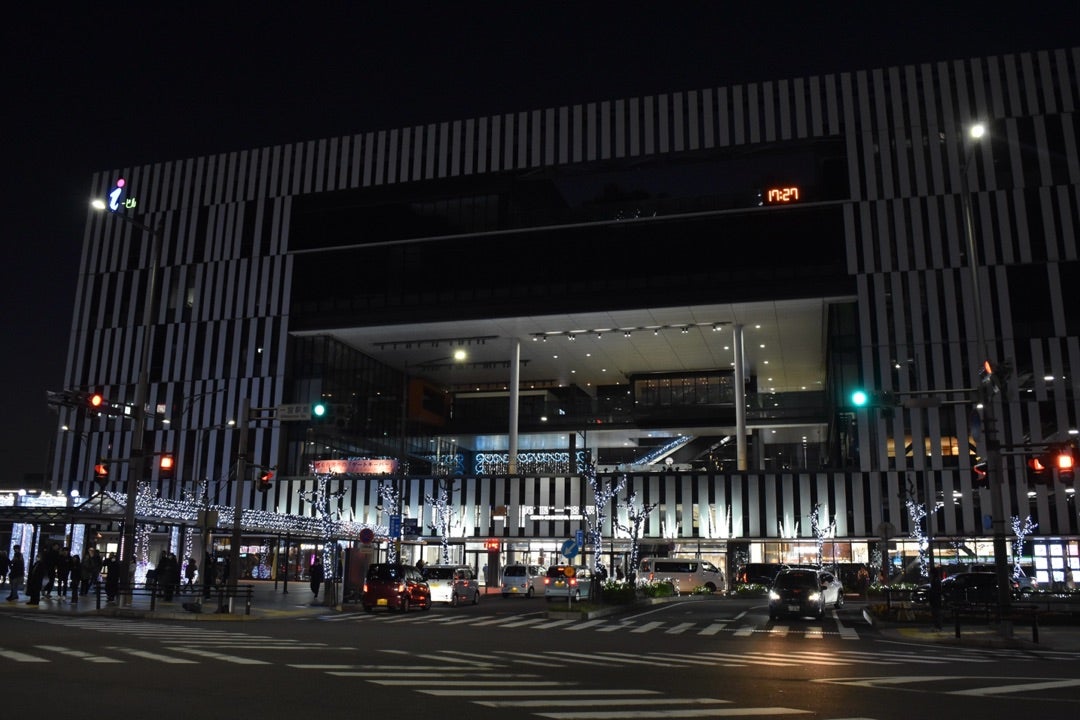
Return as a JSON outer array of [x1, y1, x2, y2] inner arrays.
[[914, 571, 1020, 605], [638, 557, 725, 593], [768, 568, 844, 620], [501, 563, 546, 598], [362, 563, 431, 613], [421, 564, 481, 606], [544, 565, 593, 602]]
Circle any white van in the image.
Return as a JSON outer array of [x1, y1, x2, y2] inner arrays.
[[638, 557, 725, 593]]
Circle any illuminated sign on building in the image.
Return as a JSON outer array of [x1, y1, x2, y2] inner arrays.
[[312, 458, 397, 475]]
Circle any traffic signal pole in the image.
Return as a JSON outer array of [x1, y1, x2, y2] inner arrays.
[[226, 397, 249, 611]]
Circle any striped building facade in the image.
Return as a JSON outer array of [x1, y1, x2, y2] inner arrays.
[[57, 46, 1080, 578]]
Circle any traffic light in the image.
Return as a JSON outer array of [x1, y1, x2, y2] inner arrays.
[[159, 454, 175, 480], [1053, 444, 1075, 485], [93, 460, 109, 485], [972, 461, 989, 488], [257, 467, 275, 493], [88, 389, 106, 415], [1027, 454, 1052, 485], [850, 389, 869, 407], [312, 401, 328, 420]]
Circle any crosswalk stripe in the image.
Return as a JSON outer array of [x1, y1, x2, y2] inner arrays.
[[665, 622, 696, 634], [533, 706, 810, 718], [35, 645, 122, 663], [631, 621, 664, 633], [0, 648, 48, 662], [534, 619, 578, 629], [698, 622, 727, 635], [478, 698, 730, 708], [108, 646, 198, 664], [168, 647, 269, 664]]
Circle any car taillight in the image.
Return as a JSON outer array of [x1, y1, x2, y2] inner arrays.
[[569, 578, 578, 587], [544, 577, 551, 585]]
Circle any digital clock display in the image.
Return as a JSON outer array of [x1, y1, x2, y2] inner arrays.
[[763, 186, 800, 204]]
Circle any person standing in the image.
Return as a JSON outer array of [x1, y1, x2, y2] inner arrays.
[[5, 545, 25, 601], [82, 547, 102, 596], [202, 552, 217, 599], [103, 552, 120, 603], [309, 556, 324, 599], [68, 551, 82, 603], [26, 556, 46, 605]]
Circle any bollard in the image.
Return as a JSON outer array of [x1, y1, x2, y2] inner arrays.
[[245, 586, 252, 615]]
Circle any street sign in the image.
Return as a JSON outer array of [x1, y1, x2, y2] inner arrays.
[[561, 538, 579, 559], [403, 518, 419, 537], [358, 527, 375, 544], [276, 403, 312, 421], [389, 515, 401, 538], [576, 529, 584, 548]]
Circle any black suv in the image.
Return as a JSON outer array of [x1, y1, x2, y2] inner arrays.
[[915, 571, 1020, 606], [362, 563, 431, 613]]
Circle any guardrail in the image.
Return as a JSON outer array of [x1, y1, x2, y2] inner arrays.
[[92, 581, 254, 615]]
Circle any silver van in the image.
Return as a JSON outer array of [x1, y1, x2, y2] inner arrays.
[[500, 563, 546, 598], [638, 557, 725, 593]]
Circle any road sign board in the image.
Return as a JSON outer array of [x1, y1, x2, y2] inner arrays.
[[576, 529, 584, 548], [358, 527, 375, 544], [276, 403, 311, 421], [389, 515, 401, 537], [561, 538, 579, 558]]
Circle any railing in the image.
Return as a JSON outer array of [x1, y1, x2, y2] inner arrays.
[[92, 580, 254, 615]]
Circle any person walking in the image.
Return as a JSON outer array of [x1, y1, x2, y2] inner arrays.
[[309, 556, 324, 599], [5, 545, 25, 601], [184, 556, 197, 591]]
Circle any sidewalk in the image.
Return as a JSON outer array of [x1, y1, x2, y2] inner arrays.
[[863, 607, 1080, 652], [0, 580, 329, 622]]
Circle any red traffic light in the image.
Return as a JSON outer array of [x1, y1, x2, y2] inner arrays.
[[94, 461, 109, 480], [159, 454, 175, 479], [257, 468, 275, 492], [1054, 445, 1075, 484]]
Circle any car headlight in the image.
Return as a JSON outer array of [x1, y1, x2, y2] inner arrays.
[[768, 590, 780, 601], [807, 592, 821, 602]]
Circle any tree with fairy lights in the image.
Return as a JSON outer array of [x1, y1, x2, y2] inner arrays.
[[810, 503, 836, 569], [425, 479, 457, 565], [615, 489, 656, 585], [901, 476, 941, 581], [1011, 515, 1037, 579], [378, 478, 401, 563], [298, 473, 347, 605], [581, 462, 625, 596]]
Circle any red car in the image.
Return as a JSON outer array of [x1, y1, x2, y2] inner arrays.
[[362, 563, 431, 613]]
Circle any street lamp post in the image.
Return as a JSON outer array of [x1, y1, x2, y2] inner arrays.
[[91, 197, 163, 608], [960, 122, 1012, 632]]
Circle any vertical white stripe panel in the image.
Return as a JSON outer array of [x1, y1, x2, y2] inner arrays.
[[464, 118, 475, 175], [544, 108, 555, 165], [600, 101, 611, 159], [586, 103, 597, 161], [451, 120, 463, 177], [643, 97, 655, 154], [717, 87, 730, 146], [764, 475, 778, 537], [477, 117, 488, 173], [778, 79, 791, 140], [658, 95, 669, 153], [672, 92, 684, 152], [687, 90, 700, 150], [530, 109, 542, 167], [614, 99, 626, 158], [425, 124, 438, 179], [701, 89, 714, 147], [762, 81, 776, 142]]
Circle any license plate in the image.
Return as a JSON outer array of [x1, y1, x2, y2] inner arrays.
[[377, 598, 388, 606], [787, 604, 800, 612]]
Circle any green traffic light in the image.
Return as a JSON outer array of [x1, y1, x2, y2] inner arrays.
[[312, 402, 328, 417], [851, 389, 869, 407]]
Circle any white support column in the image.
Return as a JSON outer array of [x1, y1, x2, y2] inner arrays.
[[508, 337, 521, 475], [734, 324, 748, 471]]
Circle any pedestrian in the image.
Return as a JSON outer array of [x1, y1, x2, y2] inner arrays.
[[68, 551, 82, 602], [0, 549, 9, 587], [184, 556, 197, 591], [157, 551, 178, 601], [309, 556, 324, 598], [82, 547, 102, 596], [5, 545, 25, 601], [103, 552, 120, 603], [26, 557, 46, 605], [55, 546, 72, 598], [41, 542, 62, 598], [202, 552, 217, 599]]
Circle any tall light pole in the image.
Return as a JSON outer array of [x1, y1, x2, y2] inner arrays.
[[396, 349, 467, 561], [960, 122, 1012, 630], [91, 192, 163, 608]]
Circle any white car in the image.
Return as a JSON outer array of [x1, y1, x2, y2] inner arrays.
[[501, 563, 546, 598], [544, 565, 594, 602], [421, 565, 481, 606]]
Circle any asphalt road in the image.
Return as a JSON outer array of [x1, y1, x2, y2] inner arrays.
[[2, 594, 1078, 719]]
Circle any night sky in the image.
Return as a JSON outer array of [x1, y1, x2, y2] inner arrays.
[[2, 3, 1076, 482]]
